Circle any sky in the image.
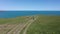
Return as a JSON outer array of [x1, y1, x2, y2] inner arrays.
[[0, 0, 60, 11]]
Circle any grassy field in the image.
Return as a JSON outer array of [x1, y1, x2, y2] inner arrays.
[[0, 16, 31, 34], [0, 16, 31, 24], [27, 15, 60, 34], [0, 15, 60, 34]]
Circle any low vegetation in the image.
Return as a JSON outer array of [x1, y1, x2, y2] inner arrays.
[[0, 16, 31, 24], [0, 15, 60, 34], [27, 15, 60, 34], [0, 16, 31, 34]]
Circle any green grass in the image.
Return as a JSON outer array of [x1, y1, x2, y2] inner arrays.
[[0, 16, 30, 24], [27, 15, 60, 34]]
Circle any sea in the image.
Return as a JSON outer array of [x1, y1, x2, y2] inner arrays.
[[0, 11, 60, 18]]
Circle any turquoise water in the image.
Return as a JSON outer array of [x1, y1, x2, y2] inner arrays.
[[0, 11, 60, 18]]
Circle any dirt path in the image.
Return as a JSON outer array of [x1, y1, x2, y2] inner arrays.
[[12, 16, 38, 34], [6, 23, 23, 34], [6, 16, 37, 34], [6, 17, 32, 34], [0, 24, 17, 34], [22, 16, 38, 34], [15, 19, 34, 34]]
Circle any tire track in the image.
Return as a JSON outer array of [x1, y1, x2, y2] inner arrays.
[[23, 16, 38, 34], [7, 23, 23, 34], [5, 24, 17, 34], [6, 17, 32, 34], [15, 19, 34, 34]]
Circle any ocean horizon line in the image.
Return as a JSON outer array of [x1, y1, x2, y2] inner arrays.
[[0, 11, 60, 18]]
